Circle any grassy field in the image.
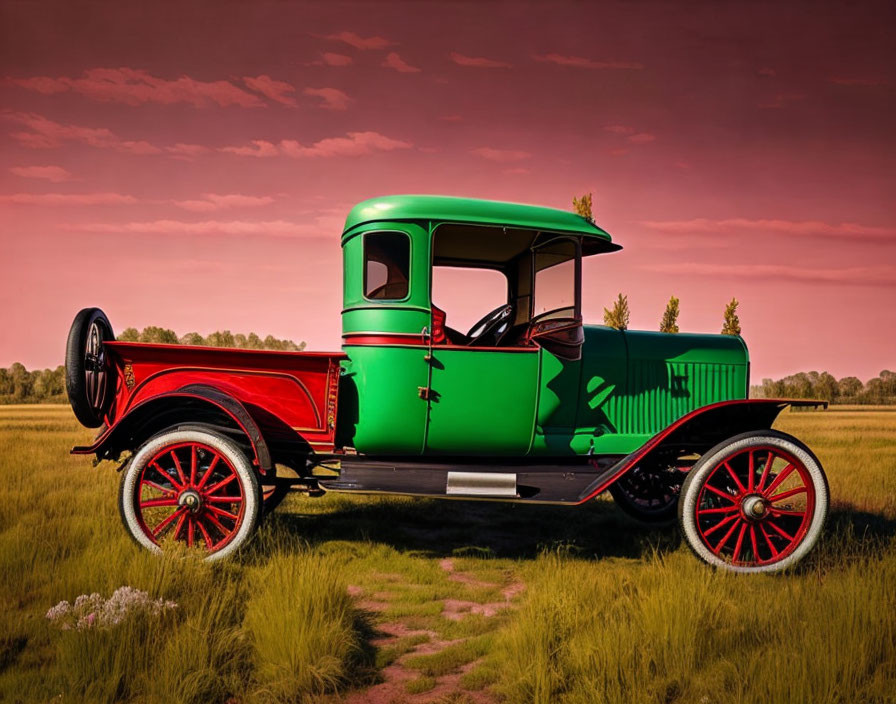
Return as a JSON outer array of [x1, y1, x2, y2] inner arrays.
[[0, 405, 894, 703]]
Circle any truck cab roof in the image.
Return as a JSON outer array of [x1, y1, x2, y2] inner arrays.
[[342, 194, 621, 255]]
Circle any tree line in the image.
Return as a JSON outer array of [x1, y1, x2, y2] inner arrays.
[[0, 328, 306, 404], [751, 370, 896, 405], [116, 326, 305, 351]]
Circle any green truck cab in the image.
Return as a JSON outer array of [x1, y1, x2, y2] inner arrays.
[[66, 195, 829, 572], [339, 195, 749, 458]]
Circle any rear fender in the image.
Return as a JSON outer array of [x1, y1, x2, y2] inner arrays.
[[72, 384, 273, 474], [578, 398, 827, 503]]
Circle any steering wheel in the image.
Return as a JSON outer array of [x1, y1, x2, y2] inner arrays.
[[466, 304, 513, 347]]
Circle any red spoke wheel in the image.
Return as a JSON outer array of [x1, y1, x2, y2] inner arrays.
[[608, 461, 688, 524], [678, 430, 828, 573], [119, 429, 260, 560]]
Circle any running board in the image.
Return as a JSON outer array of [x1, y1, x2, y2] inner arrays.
[[317, 458, 618, 504]]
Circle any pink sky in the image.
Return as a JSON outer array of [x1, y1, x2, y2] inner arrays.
[[1, 1, 893, 381]]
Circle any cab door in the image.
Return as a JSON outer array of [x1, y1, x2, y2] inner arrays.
[[340, 226, 431, 455], [424, 346, 539, 455]]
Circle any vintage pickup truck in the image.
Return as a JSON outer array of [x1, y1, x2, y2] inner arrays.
[[66, 195, 828, 572]]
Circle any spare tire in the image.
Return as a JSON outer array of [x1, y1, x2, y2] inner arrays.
[[65, 308, 115, 428]]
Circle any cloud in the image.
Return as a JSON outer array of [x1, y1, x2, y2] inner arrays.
[[9, 165, 72, 182], [173, 193, 275, 212], [242, 75, 297, 106], [758, 93, 806, 109], [534, 53, 643, 69], [503, 167, 531, 175], [281, 132, 411, 158], [304, 87, 351, 110], [221, 131, 412, 159], [829, 76, 889, 87], [382, 52, 421, 73], [757, 67, 777, 77], [325, 31, 394, 50], [471, 147, 530, 162], [639, 218, 896, 241], [220, 140, 281, 157], [6, 68, 266, 107], [641, 262, 896, 288], [449, 52, 511, 69], [6, 112, 161, 154], [165, 143, 210, 158], [319, 52, 353, 66], [0, 192, 136, 205], [63, 219, 325, 237], [604, 125, 656, 143]]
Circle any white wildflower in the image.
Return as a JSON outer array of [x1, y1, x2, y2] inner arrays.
[[45, 586, 178, 630]]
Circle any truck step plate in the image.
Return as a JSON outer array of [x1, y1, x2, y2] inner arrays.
[[446, 471, 517, 497]]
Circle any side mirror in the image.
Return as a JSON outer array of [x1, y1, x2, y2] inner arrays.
[[528, 318, 584, 361]]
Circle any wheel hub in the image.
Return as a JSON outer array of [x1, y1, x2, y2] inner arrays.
[[741, 494, 769, 520], [178, 489, 202, 513]]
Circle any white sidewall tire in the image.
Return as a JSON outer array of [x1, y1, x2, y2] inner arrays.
[[119, 428, 261, 561], [678, 430, 829, 574]]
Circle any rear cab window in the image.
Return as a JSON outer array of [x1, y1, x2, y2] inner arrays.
[[364, 231, 410, 300]]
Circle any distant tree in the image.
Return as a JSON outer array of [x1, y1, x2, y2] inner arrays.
[[816, 372, 839, 402], [838, 376, 863, 398], [881, 370, 896, 397], [604, 294, 630, 330], [139, 326, 179, 344], [179, 332, 205, 346], [205, 330, 236, 348], [572, 193, 594, 222], [9, 362, 32, 402], [721, 298, 741, 335], [117, 327, 140, 342], [865, 377, 885, 403], [659, 295, 680, 333]]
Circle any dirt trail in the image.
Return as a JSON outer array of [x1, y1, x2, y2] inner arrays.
[[344, 559, 524, 704]]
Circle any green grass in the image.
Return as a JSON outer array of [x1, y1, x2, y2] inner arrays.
[[404, 635, 492, 677], [405, 674, 438, 694], [0, 405, 894, 702]]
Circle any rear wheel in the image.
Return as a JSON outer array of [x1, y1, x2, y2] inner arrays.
[[119, 428, 261, 561], [678, 430, 828, 573]]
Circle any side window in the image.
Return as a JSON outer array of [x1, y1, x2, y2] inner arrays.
[[364, 232, 410, 300], [431, 266, 508, 332]]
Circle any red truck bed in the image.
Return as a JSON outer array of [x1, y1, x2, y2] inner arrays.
[[88, 342, 346, 454]]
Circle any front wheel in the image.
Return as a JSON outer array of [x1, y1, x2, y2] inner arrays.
[[678, 430, 829, 573], [608, 462, 686, 524], [119, 429, 261, 560]]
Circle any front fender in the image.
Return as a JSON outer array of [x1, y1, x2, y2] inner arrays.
[[72, 384, 273, 474], [577, 398, 826, 503]]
